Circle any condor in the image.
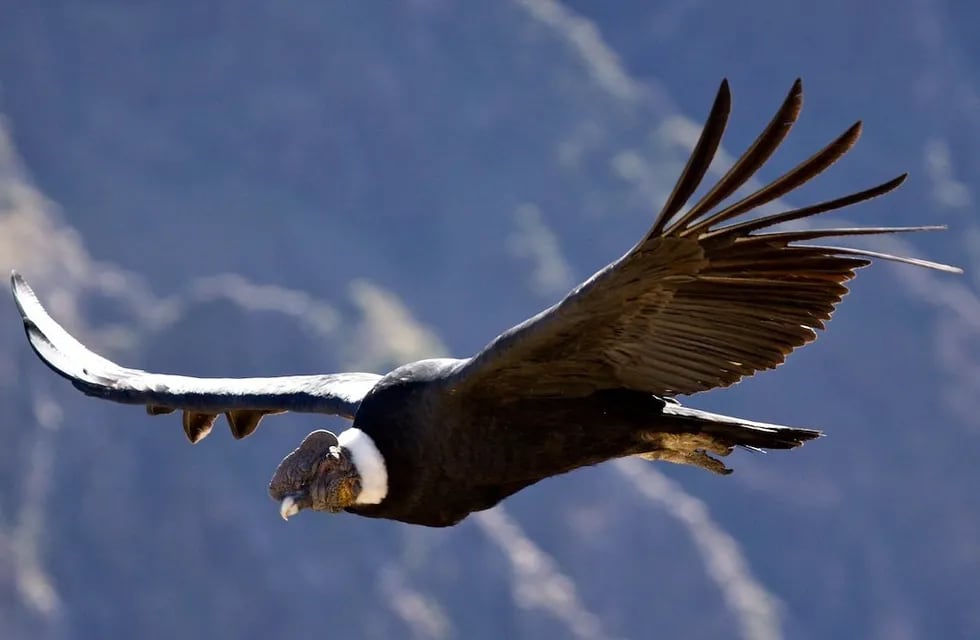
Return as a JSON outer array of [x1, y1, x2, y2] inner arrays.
[[11, 80, 959, 528]]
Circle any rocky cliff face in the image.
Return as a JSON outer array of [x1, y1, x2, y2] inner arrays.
[[0, 2, 977, 639]]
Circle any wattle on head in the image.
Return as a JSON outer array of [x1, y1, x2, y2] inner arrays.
[[268, 430, 362, 520]]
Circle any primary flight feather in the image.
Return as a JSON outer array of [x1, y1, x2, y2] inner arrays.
[[11, 80, 960, 527]]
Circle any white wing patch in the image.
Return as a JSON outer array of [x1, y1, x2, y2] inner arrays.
[[11, 272, 383, 440]]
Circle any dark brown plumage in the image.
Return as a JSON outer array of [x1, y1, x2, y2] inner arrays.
[[449, 79, 953, 402], [11, 79, 960, 527]]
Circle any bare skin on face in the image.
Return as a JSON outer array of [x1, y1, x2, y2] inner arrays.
[[269, 430, 362, 520]]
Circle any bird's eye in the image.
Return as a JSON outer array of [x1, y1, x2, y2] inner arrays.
[[315, 454, 336, 476]]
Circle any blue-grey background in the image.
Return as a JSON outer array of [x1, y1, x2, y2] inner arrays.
[[1, 2, 977, 639]]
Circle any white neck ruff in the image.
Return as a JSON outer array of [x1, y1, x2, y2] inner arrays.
[[337, 428, 388, 505]]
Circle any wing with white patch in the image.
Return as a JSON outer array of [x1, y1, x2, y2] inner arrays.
[[11, 272, 381, 443]]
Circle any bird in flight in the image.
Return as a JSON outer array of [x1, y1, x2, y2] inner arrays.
[[11, 80, 960, 527]]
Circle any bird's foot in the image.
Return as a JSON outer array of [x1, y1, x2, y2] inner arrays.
[[637, 432, 734, 475]]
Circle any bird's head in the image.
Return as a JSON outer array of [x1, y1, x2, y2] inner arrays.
[[268, 429, 362, 521]]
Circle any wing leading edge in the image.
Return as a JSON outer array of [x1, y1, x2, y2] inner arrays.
[[11, 272, 380, 442]]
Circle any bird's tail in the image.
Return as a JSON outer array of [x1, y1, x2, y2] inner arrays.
[[638, 403, 822, 474], [661, 403, 822, 449]]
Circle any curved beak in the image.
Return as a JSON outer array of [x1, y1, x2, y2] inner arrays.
[[280, 496, 300, 521], [279, 492, 311, 521]]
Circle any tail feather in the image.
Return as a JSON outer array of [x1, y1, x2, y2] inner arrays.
[[661, 403, 822, 450], [638, 403, 821, 475]]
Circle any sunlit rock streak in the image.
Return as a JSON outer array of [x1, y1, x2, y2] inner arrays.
[[615, 459, 782, 640], [508, 204, 574, 298], [515, 0, 642, 103], [379, 567, 455, 640], [473, 507, 610, 640]]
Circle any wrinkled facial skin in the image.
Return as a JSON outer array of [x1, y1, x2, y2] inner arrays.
[[268, 430, 362, 519], [309, 452, 361, 513]]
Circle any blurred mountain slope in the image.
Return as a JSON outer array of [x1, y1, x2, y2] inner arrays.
[[0, 1, 978, 639]]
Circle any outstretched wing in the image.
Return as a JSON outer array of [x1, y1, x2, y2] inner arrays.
[[450, 79, 960, 401], [11, 272, 381, 443]]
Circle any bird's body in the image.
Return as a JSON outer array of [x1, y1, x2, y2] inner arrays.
[[10, 79, 960, 527], [345, 359, 817, 526], [352, 359, 665, 527]]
